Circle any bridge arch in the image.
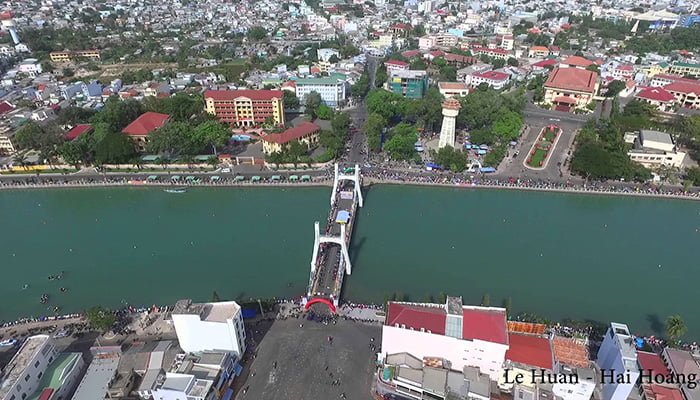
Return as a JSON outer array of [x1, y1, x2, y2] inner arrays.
[[304, 297, 337, 313]]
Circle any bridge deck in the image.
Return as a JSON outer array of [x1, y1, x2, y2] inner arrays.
[[308, 180, 358, 304]]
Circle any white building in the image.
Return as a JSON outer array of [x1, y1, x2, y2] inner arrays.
[[171, 299, 246, 358], [469, 70, 510, 90], [0, 335, 84, 400], [596, 322, 640, 400], [17, 58, 42, 77], [381, 297, 509, 381], [625, 130, 686, 168], [438, 82, 469, 98], [295, 73, 348, 107]]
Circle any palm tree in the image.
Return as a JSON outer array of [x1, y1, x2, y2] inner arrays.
[[13, 153, 28, 170], [666, 315, 687, 342]]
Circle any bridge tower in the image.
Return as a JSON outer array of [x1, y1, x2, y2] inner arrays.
[[310, 221, 353, 275], [438, 98, 461, 149], [331, 163, 363, 208]]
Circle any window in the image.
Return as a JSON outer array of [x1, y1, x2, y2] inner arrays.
[[37, 372, 43, 379], [24, 375, 29, 382], [34, 360, 40, 368]]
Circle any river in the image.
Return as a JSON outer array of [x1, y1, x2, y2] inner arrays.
[[0, 186, 698, 336]]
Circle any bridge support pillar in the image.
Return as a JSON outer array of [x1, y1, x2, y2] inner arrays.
[[331, 164, 339, 207], [310, 221, 320, 274], [340, 224, 352, 275], [354, 164, 363, 208]]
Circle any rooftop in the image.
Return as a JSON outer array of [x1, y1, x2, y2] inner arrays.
[[635, 87, 676, 102], [473, 70, 510, 81], [203, 89, 283, 101], [545, 67, 598, 93], [27, 353, 82, 400], [438, 82, 469, 91], [552, 336, 590, 368], [506, 333, 553, 370], [172, 299, 241, 323], [71, 352, 120, 400], [386, 301, 508, 345], [640, 130, 674, 146], [637, 351, 671, 377], [391, 69, 428, 79], [261, 121, 320, 145], [0, 335, 51, 399], [121, 112, 169, 136], [295, 73, 347, 85], [64, 124, 93, 141], [561, 55, 595, 68]]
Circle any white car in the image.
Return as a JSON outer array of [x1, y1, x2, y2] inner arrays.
[[0, 339, 18, 347], [220, 168, 232, 173]]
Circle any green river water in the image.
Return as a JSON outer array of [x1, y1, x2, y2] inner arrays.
[[0, 186, 698, 336]]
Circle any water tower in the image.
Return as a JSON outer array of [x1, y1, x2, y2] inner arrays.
[[438, 98, 461, 149]]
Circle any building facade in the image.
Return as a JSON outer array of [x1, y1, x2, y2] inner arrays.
[[543, 67, 599, 111], [381, 297, 509, 381], [294, 74, 348, 107], [171, 299, 247, 358], [204, 90, 285, 127], [261, 121, 321, 154], [388, 70, 429, 99], [121, 112, 170, 152], [596, 322, 640, 400], [626, 130, 686, 168]]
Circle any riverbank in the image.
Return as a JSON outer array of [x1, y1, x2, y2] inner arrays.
[[1, 175, 698, 202]]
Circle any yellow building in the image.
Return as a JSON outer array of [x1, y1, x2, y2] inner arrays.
[[543, 68, 599, 112], [639, 63, 670, 79], [49, 50, 101, 63], [261, 122, 320, 154], [668, 62, 700, 78], [204, 90, 285, 127]]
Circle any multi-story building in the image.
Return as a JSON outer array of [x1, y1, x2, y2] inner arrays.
[[49, 50, 101, 63], [471, 47, 510, 60], [204, 90, 285, 127], [596, 322, 640, 400], [171, 299, 246, 358], [17, 58, 42, 76], [664, 81, 700, 109], [662, 348, 700, 400], [385, 60, 410, 75], [121, 112, 170, 152], [543, 67, 599, 111], [438, 82, 469, 98], [668, 62, 700, 78], [294, 74, 348, 107], [388, 70, 429, 99], [560, 56, 596, 69], [71, 347, 121, 400], [149, 352, 238, 400], [499, 35, 514, 51], [381, 296, 508, 381], [0, 335, 85, 400], [528, 46, 550, 58], [469, 71, 510, 90], [261, 121, 320, 154], [634, 87, 677, 113], [625, 129, 686, 168]]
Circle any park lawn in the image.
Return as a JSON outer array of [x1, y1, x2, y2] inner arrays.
[[527, 148, 548, 167], [1, 168, 78, 175], [543, 129, 557, 142], [104, 167, 215, 173]]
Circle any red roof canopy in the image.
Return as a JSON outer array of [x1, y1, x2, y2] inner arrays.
[[65, 124, 93, 141], [506, 333, 553, 370], [262, 122, 320, 145], [386, 59, 409, 67], [664, 81, 700, 95], [474, 71, 510, 81], [204, 89, 284, 101], [122, 112, 170, 136], [386, 302, 508, 345], [545, 67, 598, 93], [635, 87, 676, 102], [561, 56, 594, 68], [0, 100, 15, 115], [637, 351, 671, 376]]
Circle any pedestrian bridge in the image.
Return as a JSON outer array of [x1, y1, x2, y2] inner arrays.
[[303, 164, 363, 313]]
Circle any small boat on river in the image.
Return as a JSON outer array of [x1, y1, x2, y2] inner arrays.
[[164, 187, 187, 194]]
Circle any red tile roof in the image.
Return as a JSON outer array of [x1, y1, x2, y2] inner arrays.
[[261, 121, 320, 145], [644, 385, 684, 400], [545, 67, 598, 93], [438, 82, 469, 90], [506, 333, 553, 369], [64, 124, 93, 141], [561, 56, 594, 68], [636, 87, 676, 102], [401, 50, 422, 58], [0, 100, 14, 115], [664, 81, 700, 95], [444, 53, 476, 64], [203, 89, 284, 101], [386, 59, 409, 67], [554, 96, 577, 104], [532, 59, 558, 68], [637, 351, 671, 376], [282, 81, 297, 88], [386, 303, 446, 334], [429, 50, 445, 58], [474, 71, 510, 81], [386, 302, 508, 344], [463, 307, 508, 344], [122, 112, 170, 136]]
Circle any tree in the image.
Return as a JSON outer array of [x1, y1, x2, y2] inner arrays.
[[316, 104, 334, 120], [502, 297, 512, 313], [605, 80, 626, 97], [62, 67, 75, 77], [507, 57, 519, 67], [481, 293, 490, 307], [147, 121, 196, 156], [247, 26, 268, 41], [586, 64, 600, 73], [431, 146, 467, 172], [351, 71, 370, 98], [94, 131, 136, 164], [58, 141, 86, 167], [283, 90, 300, 109], [384, 123, 418, 161], [14, 121, 63, 161], [366, 89, 406, 120], [85, 306, 116, 331], [665, 315, 687, 342], [492, 58, 506, 69], [304, 91, 322, 118], [686, 167, 700, 186], [364, 113, 387, 152], [492, 109, 523, 141], [192, 120, 230, 155], [93, 97, 144, 132], [57, 107, 96, 125], [211, 291, 221, 302]]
